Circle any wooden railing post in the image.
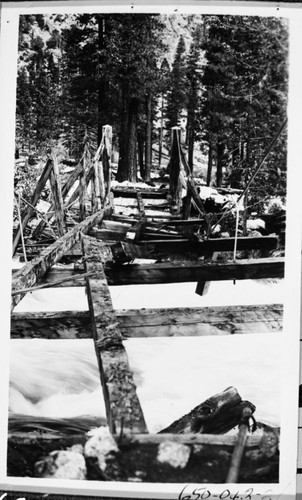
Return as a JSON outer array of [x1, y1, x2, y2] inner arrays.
[[101, 124, 112, 200], [78, 153, 88, 221], [168, 126, 182, 214], [49, 156, 66, 237]]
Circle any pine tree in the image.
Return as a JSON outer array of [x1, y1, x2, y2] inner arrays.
[[166, 35, 188, 130], [201, 15, 288, 200], [186, 24, 204, 171]]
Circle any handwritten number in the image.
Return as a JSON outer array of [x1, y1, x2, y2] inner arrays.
[[220, 489, 231, 499], [179, 485, 191, 500], [192, 489, 201, 500], [261, 490, 273, 500], [244, 488, 253, 500], [178, 486, 271, 500]]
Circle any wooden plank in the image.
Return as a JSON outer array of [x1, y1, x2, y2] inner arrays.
[[112, 187, 168, 199], [11, 208, 112, 309], [16, 257, 284, 287], [49, 157, 66, 236], [123, 235, 278, 256], [91, 224, 181, 242], [11, 304, 283, 339], [117, 303, 283, 336], [8, 426, 279, 482], [13, 159, 54, 255], [82, 236, 148, 435], [104, 257, 284, 284]]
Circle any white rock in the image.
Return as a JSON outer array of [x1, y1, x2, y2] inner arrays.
[[35, 449, 86, 479], [84, 426, 118, 471], [157, 441, 191, 469]]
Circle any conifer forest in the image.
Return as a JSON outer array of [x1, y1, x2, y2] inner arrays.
[[15, 14, 288, 218]]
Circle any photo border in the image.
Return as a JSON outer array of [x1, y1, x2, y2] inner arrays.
[[0, 2, 301, 498]]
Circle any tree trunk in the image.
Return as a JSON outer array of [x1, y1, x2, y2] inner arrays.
[[206, 139, 213, 186], [158, 94, 164, 168], [127, 98, 139, 182], [144, 93, 152, 182], [216, 140, 224, 187], [187, 109, 194, 173], [117, 92, 128, 182], [137, 130, 145, 179]]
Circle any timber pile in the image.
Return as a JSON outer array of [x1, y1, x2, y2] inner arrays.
[[9, 126, 283, 483]]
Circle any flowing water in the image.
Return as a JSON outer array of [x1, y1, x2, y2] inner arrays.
[[9, 277, 284, 433]]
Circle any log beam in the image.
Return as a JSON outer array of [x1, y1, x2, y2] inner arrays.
[[13, 257, 284, 287], [82, 236, 148, 435], [105, 258, 284, 284], [118, 235, 278, 258], [11, 304, 283, 339]]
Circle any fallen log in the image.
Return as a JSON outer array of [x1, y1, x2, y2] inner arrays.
[[7, 387, 279, 483], [159, 387, 255, 435]]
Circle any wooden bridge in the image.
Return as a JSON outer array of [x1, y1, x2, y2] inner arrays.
[[9, 126, 283, 483]]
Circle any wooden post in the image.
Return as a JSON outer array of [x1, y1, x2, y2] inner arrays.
[[14, 193, 28, 262], [49, 157, 66, 237], [66, 162, 94, 213], [82, 236, 148, 435], [33, 160, 85, 238], [168, 127, 182, 214], [195, 251, 218, 296], [12, 159, 53, 256], [137, 192, 145, 218], [93, 161, 102, 211], [225, 406, 253, 483], [78, 156, 87, 221], [101, 124, 112, 200]]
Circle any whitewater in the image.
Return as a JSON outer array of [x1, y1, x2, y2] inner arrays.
[[10, 275, 284, 433]]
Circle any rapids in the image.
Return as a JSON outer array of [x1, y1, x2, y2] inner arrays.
[[9, 278, 284, 433]]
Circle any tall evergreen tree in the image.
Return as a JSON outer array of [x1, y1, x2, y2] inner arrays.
[[201, 15, 288, 199], [186, 24, 204, 171], [102, 14, 166, 181], [166, 35, 188, 130]]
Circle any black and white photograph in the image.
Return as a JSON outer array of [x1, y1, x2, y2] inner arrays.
[[1, 3, 301, 497]]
